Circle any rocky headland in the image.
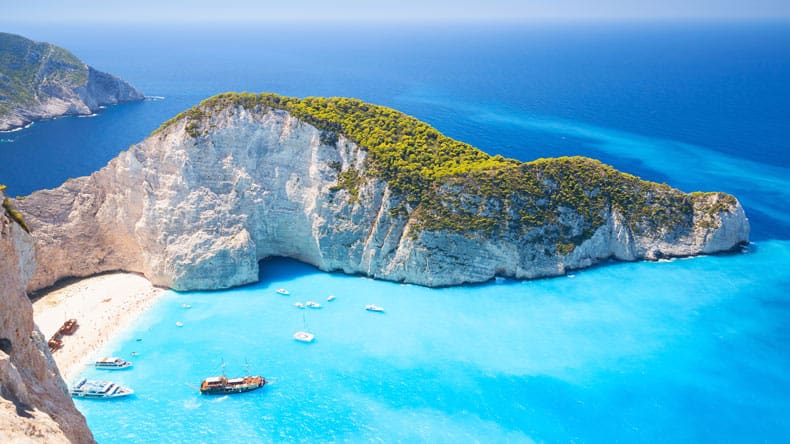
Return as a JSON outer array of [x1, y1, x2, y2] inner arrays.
[[16, 93, 750, 292], [0, 190, 95, 443], [0, 32, 143, 131]]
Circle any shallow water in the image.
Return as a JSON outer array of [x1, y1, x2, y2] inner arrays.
[[76, 242, 789, 442]]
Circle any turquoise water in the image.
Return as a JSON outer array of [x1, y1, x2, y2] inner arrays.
[[76, 243, 790, 442], [1, 22, 788, 441]]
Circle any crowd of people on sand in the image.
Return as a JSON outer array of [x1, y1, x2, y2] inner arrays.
[[32, 273, 165, 381]]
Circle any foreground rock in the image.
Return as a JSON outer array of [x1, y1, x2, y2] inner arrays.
[[0, 32, 143, 131], [18, 93, 749, 292], [0, 190, 95, 443]]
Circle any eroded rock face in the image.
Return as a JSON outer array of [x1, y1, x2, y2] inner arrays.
[[0, 32, 144, 131], [18, 105, 749, 292], [0, 191, 95, 443]]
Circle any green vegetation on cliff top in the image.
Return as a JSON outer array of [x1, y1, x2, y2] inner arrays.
[[154, 92, 736, 249], [0, 32, 88, 117]]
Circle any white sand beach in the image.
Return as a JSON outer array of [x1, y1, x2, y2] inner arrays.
[[32, 273, 166, 381]]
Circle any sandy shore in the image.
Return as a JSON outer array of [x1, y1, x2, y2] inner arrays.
[[32, 273, 166, 382]]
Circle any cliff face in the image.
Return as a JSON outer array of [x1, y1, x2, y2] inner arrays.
[[17, 96, 750, 292], [0, 32, 143, 131], [0, 191, 95, 443]]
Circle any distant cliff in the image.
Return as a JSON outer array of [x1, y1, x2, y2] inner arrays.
[[0, 190, 95, 443], [18, 93, 749, 291], [0, 32, 143, 131]]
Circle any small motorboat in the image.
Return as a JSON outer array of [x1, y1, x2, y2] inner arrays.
[[305, 301, 322, 309], [294, 302, 305, 309], [327, 295, 336, 302], [70, 378, 134, 399], [293, 331, 315, 343], [182, 303, 192, 309], [94, 357, 133, 370], [175, 321, 184, 327], [276, 288, 290, 295], [365, 304, 384, 312]]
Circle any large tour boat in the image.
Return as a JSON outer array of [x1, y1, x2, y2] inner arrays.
[[94, 357, 133, 370], [200, 374, 266, 395], [70, 378, 134, 399]]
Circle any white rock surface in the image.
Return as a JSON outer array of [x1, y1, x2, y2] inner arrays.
[[18, 106, 750, 292]]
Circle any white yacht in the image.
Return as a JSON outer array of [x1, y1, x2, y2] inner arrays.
[[365, 304, 384, 312], [326, 295, 336, 302], [276, 288, 290, 295], [294, 302, 305, 309], [94, 357, 133, 370], [293, 331, 315, 343], [305, 301, 322, 309], [294, 312, 314, 343], [70, 378, 134, 398]]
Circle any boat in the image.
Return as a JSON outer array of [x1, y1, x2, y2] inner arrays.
[[182, 303, 192, 309], [58, 319, 78, 335], [294, 302, 305, 309], [293, 331, 315, 342], [175, 321, 184, 327], [70, 378, 134, 398], [365, 304, 384, 312], [276, 288, 290, 295], [94, 357, 133, 370], [48, 336, 63, 352], [293, 312, 315, 343], [199, 361, 266, 395], [305, 301, 321, 309], [326, 295, 336, 302]]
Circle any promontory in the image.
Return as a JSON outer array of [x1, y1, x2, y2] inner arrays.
[[17, 92, 749, 292], [0, 32, 143, 131]]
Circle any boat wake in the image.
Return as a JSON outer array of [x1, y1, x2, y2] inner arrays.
[[183, 398, 201, 410], [209, 395, 229, 403]]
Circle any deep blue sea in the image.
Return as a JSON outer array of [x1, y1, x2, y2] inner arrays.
[[1, 22, 789, 442]]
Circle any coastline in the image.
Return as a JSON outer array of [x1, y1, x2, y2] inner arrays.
[[32, 272, 166, 382]]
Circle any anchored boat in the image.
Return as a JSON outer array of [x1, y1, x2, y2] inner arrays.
[[94, 357, 133, 370], [70, 378, 134, 399], [200, 362, 266, 395]]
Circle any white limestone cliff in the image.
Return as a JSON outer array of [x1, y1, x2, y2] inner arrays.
[[17, 104, 749, 292], [0, 191, 95, 443]]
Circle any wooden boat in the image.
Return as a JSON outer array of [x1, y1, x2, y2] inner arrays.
[[48, 336, 63, 352], [200, 362, 266, 395], [200, 375, 266, 395], [58, 319, 78, 335]]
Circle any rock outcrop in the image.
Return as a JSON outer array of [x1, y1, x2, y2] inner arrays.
[[0, 32, 143, 131], [17, 93, 749, 292], [0, 190, 95, 443]]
